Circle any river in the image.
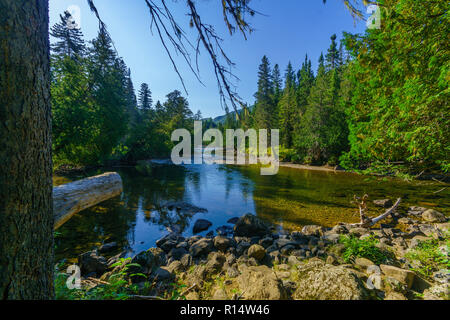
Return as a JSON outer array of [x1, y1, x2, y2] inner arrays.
[[54, 163, 449, 262]]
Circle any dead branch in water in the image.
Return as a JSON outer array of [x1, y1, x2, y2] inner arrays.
[[350, 196, 402, 228]]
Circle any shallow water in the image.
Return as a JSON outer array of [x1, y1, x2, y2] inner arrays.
[[54, 163, 449, 262]]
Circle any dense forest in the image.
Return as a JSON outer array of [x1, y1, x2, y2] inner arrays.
[[223, 0, 449, 176], [50, 11, 199, 168]]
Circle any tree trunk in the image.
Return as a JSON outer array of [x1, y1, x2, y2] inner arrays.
[[0, 0, 53, 299]]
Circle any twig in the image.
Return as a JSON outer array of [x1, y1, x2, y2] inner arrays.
[[433, 187, 447, 194], [350, 198, 402, 228]]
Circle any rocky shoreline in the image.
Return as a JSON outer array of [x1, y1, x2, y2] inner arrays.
[[74, 204, 449, 300]]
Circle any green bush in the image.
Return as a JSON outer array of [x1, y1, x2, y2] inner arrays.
[[405, 234, 449, 278], [339, 235, 394, 265]]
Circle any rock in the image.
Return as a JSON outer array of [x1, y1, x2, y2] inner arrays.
[[227, 266, 240, 278], [384, 292, 408, 300], [233, 214, 271, 237], [227, 217, 240, 224], [248, 244, 266, 261], [259, 236, 274, 248], [287, 255, 300, 266], [326, 255, 337, 265], [78, 251, 108, 276], [322, 233, 341, 243], [348, 227, 370, 237], [237, 265, 287, 300], [280, 245, 296, 255], [205, 252, 226, 274], [436, 222, 450, 232], [331, 225, 348, 234], [290, 231, 310, 243], [98, 242, 118, 253], [384, 277, 408, 294], [373, 199, 393, 208], [166, 260, 184, 273], [168, 247, 187, 261], [156, 233, 183, 253], [180, 254, 193, 268], [432, 269, 450, 284], [398, 218, 413, 225], [185, 291, 200, 300], [189, 238, 213, 257], [422, 209, 447, 223], [293, 259, 371, 300], [214, 236, 233, 251], [212, 288, 228, 300], [193, 219, 213, 234], [106, 251, 127, 267], [354, 257, 375, 270], [276, 271, 291, 279], [130, 248, 166, 274], [301, 225, 323, 237], [423, 284, 449, 300], [411, 276, 432, 292], [380, 265, 415, 289], [151, 267, 174, 282], [236, 241, 251, 256], [162, 201, 207, 215], [216, 225, 233, 236]]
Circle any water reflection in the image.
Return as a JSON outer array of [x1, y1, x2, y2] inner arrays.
[[55, 164, 449, 262]]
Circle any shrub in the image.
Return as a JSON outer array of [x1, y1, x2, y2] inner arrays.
[[339, 235, 394, 265]]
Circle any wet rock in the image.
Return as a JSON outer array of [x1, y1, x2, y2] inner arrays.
[[380, 265, 415, 289], [293, 259, 371, 300], [189, 238, 213, 257], [162, 201, 208, 215], [422, 209, 447, 223], [131, 248, 166, 275], [259, 236, 274, 248], [233, 214, 271, 237], [78, 250, 108, 276], [248, 244, 266, 261], [157, 233, 184, 253], [193, 219, 212, 234], [373, 199, 393, 208], [98, 242, 118, 253], [227, 217, 240, 224], [237, 265, 287, 300]]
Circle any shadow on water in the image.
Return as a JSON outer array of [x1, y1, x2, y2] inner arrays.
[[54, 163, 449, 262]]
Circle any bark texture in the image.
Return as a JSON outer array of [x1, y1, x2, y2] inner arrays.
[[54, 172, 123, 229], [0, 0, 53, 299]]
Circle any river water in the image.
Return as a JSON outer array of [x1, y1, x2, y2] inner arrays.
[[54, 163, 449, 262]]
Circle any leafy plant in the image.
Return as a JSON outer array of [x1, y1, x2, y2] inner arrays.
[[405, 234, 449, 278], [339, 235, 393, 265]]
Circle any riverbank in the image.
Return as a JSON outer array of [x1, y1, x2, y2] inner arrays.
[[56, 204, 449, 300]]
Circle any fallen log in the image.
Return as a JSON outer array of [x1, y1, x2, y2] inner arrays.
[[53, 172, 123, 229], [349, 197, 402, 228]]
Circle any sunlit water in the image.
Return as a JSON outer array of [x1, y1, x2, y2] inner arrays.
[[54, 163, 449, 262]]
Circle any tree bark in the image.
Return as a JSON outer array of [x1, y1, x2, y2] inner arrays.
[[54, 172, 123, 230], [0, 0, 53, 299]]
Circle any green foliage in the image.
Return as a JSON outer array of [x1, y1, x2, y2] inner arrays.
[[339, 235, 394, 265], [405, 234, 449, 278], [341, 0, 450, 173]]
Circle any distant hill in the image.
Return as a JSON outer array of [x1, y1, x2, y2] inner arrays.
[[212, 106, 253, 124]]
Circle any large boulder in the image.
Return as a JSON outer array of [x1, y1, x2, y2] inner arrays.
[[234, 214, 271, 237], [293, 259, 372, 300], [422, 209, 447, 223], [237, 265, 287, 300], [380, 265, 415, 289], [193, 219, 213, 234], [248, 244, 266, 261], [214, 236, 233, 251], [131, 247, 167, 274], [78, 250, 108, 276]]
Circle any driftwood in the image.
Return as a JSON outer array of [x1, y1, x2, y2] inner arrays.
[[350, 195, 402, 228], [53, 172, 123, 229]]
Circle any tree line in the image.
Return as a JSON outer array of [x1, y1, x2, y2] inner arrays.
[[50, 11, 198, 168], [228, 0, 448, 175]]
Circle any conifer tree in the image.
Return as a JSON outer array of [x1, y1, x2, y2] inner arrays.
[[138, 83, 153, 111], [253, 56, 275, 131], [50, 11, 85, 58]]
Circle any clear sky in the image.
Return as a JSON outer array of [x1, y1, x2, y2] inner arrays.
[[49, 0, 368, 119]]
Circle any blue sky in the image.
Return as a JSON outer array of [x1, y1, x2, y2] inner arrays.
[[49, 0, 368, 119]]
